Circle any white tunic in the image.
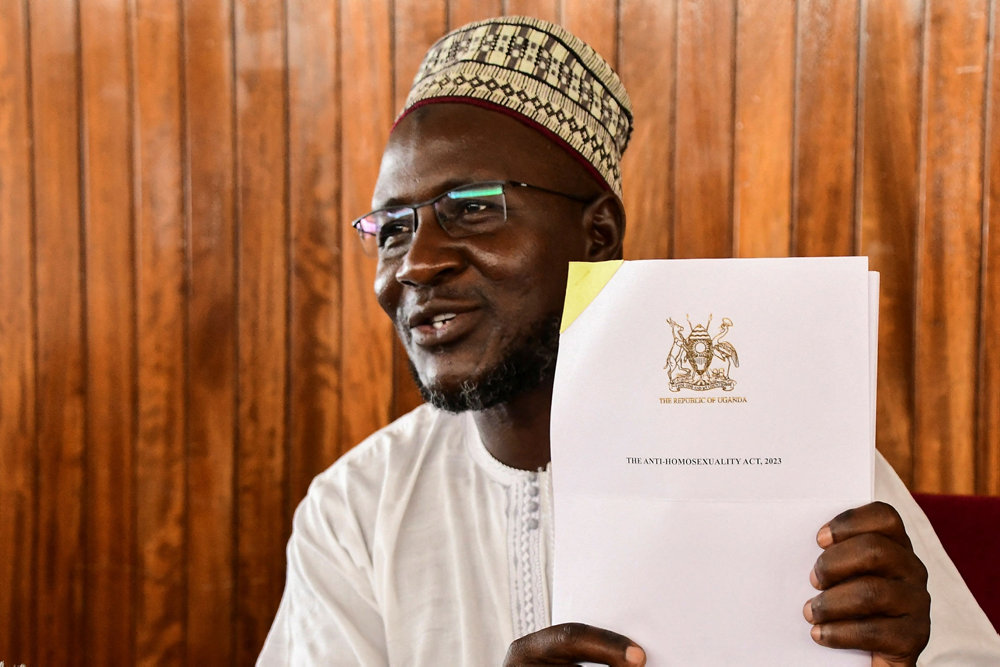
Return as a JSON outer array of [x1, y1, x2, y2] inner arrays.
[[258, 404, 1000, 665]]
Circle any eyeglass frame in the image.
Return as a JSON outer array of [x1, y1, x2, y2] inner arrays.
[[350, 180, 594, 257]]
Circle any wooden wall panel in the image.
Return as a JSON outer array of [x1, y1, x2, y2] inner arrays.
[[133, 0, 187, 663], [506, 0, 559, 24], [793, 0, 860, 256], [620, 0, 675, 260], [183, 0, 236, 663], [287, 0, 343, 530], [80, 0, 135, 663], [674, 0, 735, 258], [2, 1, 999, 663], [29, 2, 86, 664], [0, 0, 36, 661], [393, 0, 447, 106], [983, 0, 1000, 495], [734, 0, 795, 257], [233, 0, 290, 660], [450, 0, 503, 27], [562, 0, 619, 70], [859, 0, 923, 484], [339, 0, 394, 453], [914, 0, 989, 493], [619, 0, 677, 259]]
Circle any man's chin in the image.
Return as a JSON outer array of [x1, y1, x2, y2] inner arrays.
[[406, 314, 561, 413]]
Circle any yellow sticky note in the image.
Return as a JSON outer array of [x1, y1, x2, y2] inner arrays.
[[559, 260, 624, 333]]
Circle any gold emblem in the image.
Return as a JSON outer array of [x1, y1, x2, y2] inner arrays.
[[664, 315, 739, 392]]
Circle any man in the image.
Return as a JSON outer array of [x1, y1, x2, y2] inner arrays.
[[260, 16, 1000, 665]]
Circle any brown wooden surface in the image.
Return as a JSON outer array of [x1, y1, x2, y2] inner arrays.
[[674, 0, 735, 257], [339, 0, 394, 457], [184, 0, 237, 663], [984, 0, 1000, 495], [133, 1, 187, 663], [80, 0, 135, 663], [734, 0, 794, 258], [3, 1, 1000, 663], [29, 2, 86, 664], [793, 0, 860, 257], [287, 0, 343, 535], [859, 0, 923, 484], [914, 0, 989, 494], [233, 0, 290, 661], [620, 0, 675, 260], [0, 0, 36, 661]]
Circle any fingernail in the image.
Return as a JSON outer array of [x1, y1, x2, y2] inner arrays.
[[816, 524, 833, 548], [810, 624, 822, 643], [809, 567, 820, 589], [625, 645, 646, 666], [802, 598, 814, 623]]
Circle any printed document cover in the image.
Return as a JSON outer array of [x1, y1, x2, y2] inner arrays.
[[550, 257, 878, 666]]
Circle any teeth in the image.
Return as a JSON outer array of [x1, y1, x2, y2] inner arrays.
[[429, 313, 456, 330]]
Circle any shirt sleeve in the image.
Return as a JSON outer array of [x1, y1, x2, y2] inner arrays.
[[257, 471, 389, 667], [874, 452, 1000, 665]]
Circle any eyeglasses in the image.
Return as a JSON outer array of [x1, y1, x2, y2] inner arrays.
[[351, 180, 592, 258]]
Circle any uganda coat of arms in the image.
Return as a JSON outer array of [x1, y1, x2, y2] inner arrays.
[[664, 315, 739, 391]]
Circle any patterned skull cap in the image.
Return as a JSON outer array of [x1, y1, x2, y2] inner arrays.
[[398, 15, 634, 198]]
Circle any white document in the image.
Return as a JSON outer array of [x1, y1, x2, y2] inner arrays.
[[550, 257, 878, 666]]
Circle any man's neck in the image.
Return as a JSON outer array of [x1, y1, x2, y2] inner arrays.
[[471, 383, 553, 471]]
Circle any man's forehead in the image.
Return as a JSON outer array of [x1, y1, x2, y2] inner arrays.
[[371, 104, 574, 206]]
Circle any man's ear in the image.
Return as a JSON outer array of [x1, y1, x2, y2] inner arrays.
[[582, 192, 626, 261]]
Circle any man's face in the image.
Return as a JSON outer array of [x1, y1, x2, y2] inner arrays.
[[371, 104, 600, 410]]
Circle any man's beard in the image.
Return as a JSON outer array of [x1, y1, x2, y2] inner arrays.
[[408, 314, 561, 413]]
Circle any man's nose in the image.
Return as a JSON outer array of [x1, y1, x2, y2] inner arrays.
[[394, 204, 464, 287]]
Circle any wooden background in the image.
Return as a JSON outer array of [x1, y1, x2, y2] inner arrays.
[[1, 0, 998, 663]]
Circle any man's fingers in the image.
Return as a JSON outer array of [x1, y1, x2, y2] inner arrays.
[[819, 501, 911, 549], [804, 575, 929, 623], [809, 615, 930, 664], [811, 532, 928, 589], [504, 623, 645, 666], [806, 502, 931, 661]]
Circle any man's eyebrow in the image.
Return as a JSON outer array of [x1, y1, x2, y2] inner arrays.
[[373, 178, 486, 209]]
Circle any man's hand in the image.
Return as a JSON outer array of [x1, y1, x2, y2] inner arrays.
[[803, 501, 931, 666], [504, 623, 646, 666]]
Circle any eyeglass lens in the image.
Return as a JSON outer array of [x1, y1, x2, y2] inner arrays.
[[356, 182, 508, 257]]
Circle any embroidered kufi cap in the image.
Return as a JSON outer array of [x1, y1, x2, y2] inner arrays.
[[398, 16, 634, 198]]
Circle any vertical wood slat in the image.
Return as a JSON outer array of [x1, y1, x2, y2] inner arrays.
[[506, 0, 560, 24], [29, 1, 86, 664], [619, 0, 675, 260], [734, 0, 795, 258], [793, 0, 861, 256], [233, 0, 289, 660], [561, 0, 619, 70], [339, 0, 394, 453], [859, 0, 924, 485], [393, 0, 446, 107], [80, 0, 135, 663], [674, 0, 736, 258], [449, 0, 503, 27], [981, 0, 1000, 495], [390, 0, 447, 419], [183, 0, 236, 663], [132, 0, 187, 663], [0, 0, 36, 661], [286, 0, 344, 518], [914, 0, 989, 493]]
